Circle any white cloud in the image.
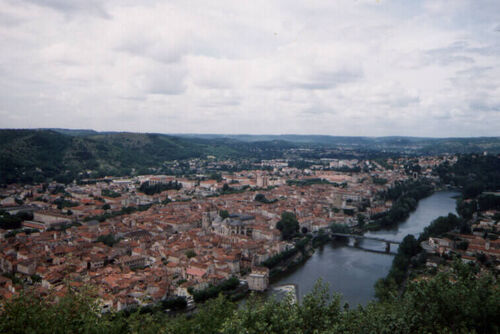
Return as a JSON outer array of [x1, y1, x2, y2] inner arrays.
[[0, 0, 499, 136]]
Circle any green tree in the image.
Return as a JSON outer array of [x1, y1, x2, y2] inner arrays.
[[185, 250, 197, 258], [276, 211, 299, 240], [356, 214, 365, 227], [96, 234, 120, 247], [254, 193, 266, 202], [219, 210, 229, 219]]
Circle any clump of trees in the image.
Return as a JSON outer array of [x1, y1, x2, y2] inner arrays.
[[276, 211, 299, 240], [375, 234, 421, 300], [188, 277, 240, 303], [54, 197, 79, 210], [287, 178, 333, 186], [185, 250, 196, 259], [139, 181, 182, 195], [372, 177, 388, 185], [219, 210, 229, 219], [0, 211, 33, 230], [161, 297, 187, 311], [262, 246, 299, 269], [373, 180, 434, 228], [456, 193, 500, 221], [418, 213, 464, 242], [435, 154, 500, 197], [254, 193, 277, 204], [83, 204, 152, 223], [329, 223, 351, 234], [102, 189, 121, 198], [96, 234, 121, 247], [376, 212, 468, 302]]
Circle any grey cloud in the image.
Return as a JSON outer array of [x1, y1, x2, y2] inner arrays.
[[426, 40, 500, 64], [1, 1, 499, 136], [194, 78, 234, 90], [199, 99, 241, 108], [0, 11, 24, 26], [287, 69, 363, 91], [467, 45, 500, 57], [387, 95, 420, 108], [425, 41, 476, 65], [116, 40, 185, 65], [456, 66, 493, 76], [21, 0, 110, 18], [302, 105, 336, 115], [469, 100, 500, 113], [430, 111, 451, 120], [145, 75, 186, 95]]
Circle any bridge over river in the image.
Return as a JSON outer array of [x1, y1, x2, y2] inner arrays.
[[330, 233, 401, 254], [270, 191, 459, 306]]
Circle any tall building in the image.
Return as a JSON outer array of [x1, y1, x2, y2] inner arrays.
[[256, 174, 268, 188]]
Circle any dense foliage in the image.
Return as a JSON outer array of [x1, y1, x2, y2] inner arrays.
[[188, 277, 240, 303], [372, 177, 388, 185], [286, 178, 335, 187], [96, 234, 121, 247], [0, 130, 289, 184], [373, 180, 434, 228], [435, 154, 500, 198], [83, 204, 152, 222], [374, 234, 421, 300], [0, 211, 32, 230], [139, 181, 182, 195], [102, 189, 121, 198], [261, 245, 300, 269], [161, 296, 187, 311], [418, 213, 465, 242], [329, 223, 351, 234], [254, 193, 277, 204], [276, 211, 300, 240], [1, 261, 498, 334]]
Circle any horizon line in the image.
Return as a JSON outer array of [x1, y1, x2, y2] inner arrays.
[[0, 127, 499, 140]]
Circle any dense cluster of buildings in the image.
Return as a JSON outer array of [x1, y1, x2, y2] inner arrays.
[[0, 156, 459, 310]]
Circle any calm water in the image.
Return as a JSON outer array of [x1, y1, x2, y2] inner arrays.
[[270, 191, 459, 306]]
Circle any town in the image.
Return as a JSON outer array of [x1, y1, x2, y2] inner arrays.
[[1, 153, 498, 312]]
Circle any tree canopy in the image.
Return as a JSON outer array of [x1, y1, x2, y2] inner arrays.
[[1, 261, 498, 334], [276, 211, 299, 240]]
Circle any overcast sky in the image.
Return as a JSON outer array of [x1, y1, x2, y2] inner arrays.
[[1, 0, 499, 137]]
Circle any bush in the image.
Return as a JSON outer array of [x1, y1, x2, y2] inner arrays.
[[191, 277, 240, 303], [185, 250, 197, 258], [161, 297, 187, 310]]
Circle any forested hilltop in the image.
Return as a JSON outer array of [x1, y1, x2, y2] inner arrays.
[[0, 129, 292, 184], [1, 129, 499, 185], [179, 133, 500, 154]]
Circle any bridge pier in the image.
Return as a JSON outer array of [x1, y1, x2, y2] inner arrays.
[[385, 242, 390, 253]]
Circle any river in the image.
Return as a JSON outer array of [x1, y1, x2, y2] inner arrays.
[[269, 191, 459, 306]]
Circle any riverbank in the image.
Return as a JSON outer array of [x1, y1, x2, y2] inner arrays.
[[266, 180, 438, 280], [269, 191, 459, 305], [360, 179, 435, 233], [374, 191, 463, 300]]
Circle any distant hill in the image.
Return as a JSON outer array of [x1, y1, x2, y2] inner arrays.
[[0, 129, 499, 184], [0, 129, 291, 184], [176, 133, 500, 153]]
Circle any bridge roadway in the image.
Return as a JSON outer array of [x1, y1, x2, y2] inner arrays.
[[330, 232, 401, 253], [330, 233, 401, 245]]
